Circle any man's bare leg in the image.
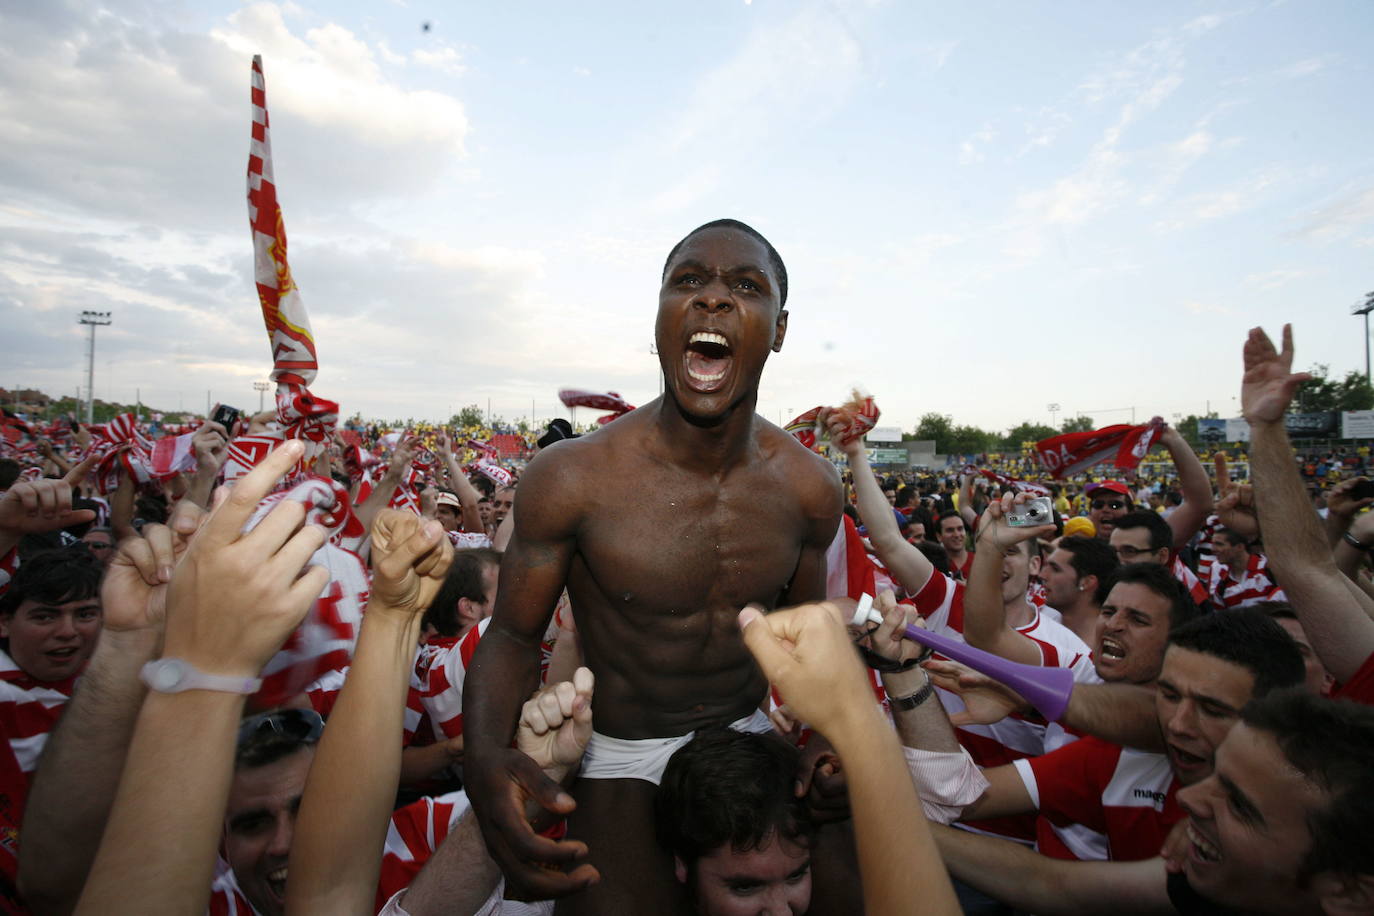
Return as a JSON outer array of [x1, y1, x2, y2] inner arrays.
[[555, 778, 690, 916]]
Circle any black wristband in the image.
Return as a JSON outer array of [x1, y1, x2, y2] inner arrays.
[[889, 675, 936, 711], [855, 642, 924, 672], [1344, 531, 1373, 552]]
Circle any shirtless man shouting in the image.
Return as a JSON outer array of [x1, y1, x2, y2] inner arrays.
[[464, 219, 842, 913]]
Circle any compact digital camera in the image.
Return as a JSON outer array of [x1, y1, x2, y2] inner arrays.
[[1006, 496, 1054, 528]]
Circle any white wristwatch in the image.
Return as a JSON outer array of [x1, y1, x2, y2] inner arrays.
[[140, 658, 263, 695]]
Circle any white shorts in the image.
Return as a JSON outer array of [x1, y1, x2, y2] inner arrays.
[[578, 709, 774, 785]]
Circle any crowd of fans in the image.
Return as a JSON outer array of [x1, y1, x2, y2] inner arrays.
[[2, 234, 1373, 914]]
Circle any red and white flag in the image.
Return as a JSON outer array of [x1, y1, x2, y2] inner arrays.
[[1035, 418, 1163, 480]]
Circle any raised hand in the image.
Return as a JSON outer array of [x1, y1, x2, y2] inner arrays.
[[369, 509, 452, 614], [975, 491, 1055, 555], [1241, 324, 1311, 425], [819, 407, 864, 459], [161, 440, 330, 680], [515, 667, 594, 781], [1212, 454, 1259, 539], [101, 499, 207, 635], [191, 420, 230, 475], [0, 454, 98, 544], [921, 658, 1028, 727]]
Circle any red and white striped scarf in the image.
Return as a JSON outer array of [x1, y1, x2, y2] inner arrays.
[[1035, 418, 1163, 480], [960, 465, 1052, 498]]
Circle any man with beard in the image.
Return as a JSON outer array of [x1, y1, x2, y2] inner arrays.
[[1038, 535, 1119, 643], [464, 220, 841, 913]]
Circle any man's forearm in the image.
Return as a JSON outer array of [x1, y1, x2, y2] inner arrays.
[[75, 691, 243, 916], [1251, 421, 1374, 680], [288, 607, 422, 916], [929, 824, 1172, 916], [1064, 683, 1162, 751], [1163, 435, 1212, 549], [884, 669, 959, 751], [847, 450, 933, 594], [391, 810, 503, 916], [465, 623, 544, 763], [183, 466, 218, 510], [19, 630, 157, 916], [827, 706, 960, 916]]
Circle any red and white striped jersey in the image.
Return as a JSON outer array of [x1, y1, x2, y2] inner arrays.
[[909, 572, 1101, 843], [417, 619, 492, 740], [376, 790, 470, 911], [304, 662, 425, 747], [1170, 556, 1210, 609], [207, 869, 258, 916], [1014, 736, 1182, 862], [0, 649, 76, 891], [1207, 553, 1285, 609]]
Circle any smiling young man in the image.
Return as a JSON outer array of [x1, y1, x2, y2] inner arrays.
[[922, 608, 1303, 867], [0, 548, 102, 889], [1039, 535, 1119, 643], [928, 689, 1374, 915], [464, 219, 841, 913]]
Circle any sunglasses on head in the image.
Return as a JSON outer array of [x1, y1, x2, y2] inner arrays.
[[1091, 499, 1126, 511], [236, 708, 324, 749]]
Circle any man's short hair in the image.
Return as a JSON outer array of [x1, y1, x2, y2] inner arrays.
[[0, 548, 102, 622], [1168, 608, 1305, 696], [423, 547, 503, 637], [914, 540, 952, 575], [662, 219, 789, 307], [655, 729, 814, 869], [937, 509, 962, 526], [1057, 535, 1120, 599], [235, 708, 324, 770], [1102, 562, 1199, 629], [1112, 510, 1172, 552], [1242, 689, 1374, 885], [469, 475, 496, 499], [1212, 526, 1249, 548], [0, 459, 19, 490]]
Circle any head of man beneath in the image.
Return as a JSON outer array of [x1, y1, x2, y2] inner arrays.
[[1156, 608, 1305, 787], [223, 708, 323, 916], [1093, 563, 1197, 685], [0, 548, 103, 683], [656, 729, 816, 915], [936, 510, 967, 556], [1040, 534, 1119, 612], [421, 547, 502, 639], [1086, 481, 1132, 538], [434, 490, 462, 532], [1177, 690, 1374, 915], [490, 486, 516, 528], [1210, 527, 1251, 574], [80, 527, 116, 568], [657, 219, 788, 424], [1255, 602, 1335, 696], [1107, 510, 1172, 566]]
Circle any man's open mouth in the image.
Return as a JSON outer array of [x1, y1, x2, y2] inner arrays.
[[1187, 823, 1221, 863], [1099, 637, 1126, 659], [684, 331, 733, 392]]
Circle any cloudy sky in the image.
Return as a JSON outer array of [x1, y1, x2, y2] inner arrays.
[[3, 0, 1372, 433]]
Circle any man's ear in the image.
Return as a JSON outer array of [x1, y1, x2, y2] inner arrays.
[[771, 309, 789, 353], [1312, 870, 1374, 915], [1080, 573, 1097, 595], [674, 855, 688, 885]]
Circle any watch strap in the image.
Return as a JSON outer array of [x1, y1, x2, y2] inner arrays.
[[141, 658, 263, 695], [889, 675, 936, 711], [1343, 531, 1373, 552]]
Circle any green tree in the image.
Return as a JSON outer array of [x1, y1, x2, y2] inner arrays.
[[1060, 415, 1094, 433], [948, 424, 996, 456], [1001, 421, 1057, 450], [451, 404, 487, 428], [1296, 364, 1374, 412], [912, 412, 953, 448]]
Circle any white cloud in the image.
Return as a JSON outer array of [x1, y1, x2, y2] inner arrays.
[[1276, 57, 1328, 79], [959, 123, 996, 165], [1292, 186, 1374, 241]]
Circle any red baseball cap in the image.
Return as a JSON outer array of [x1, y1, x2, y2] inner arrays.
[[1086, 480, 1132, 499]]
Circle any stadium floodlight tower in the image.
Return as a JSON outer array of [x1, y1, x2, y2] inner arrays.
[[78, 310, 112, 425], [1354, 292, 1374, 386]]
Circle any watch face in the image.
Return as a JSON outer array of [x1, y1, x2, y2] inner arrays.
[[154, 659, 186, 691]]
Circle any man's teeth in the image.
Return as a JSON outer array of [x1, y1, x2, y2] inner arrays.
[[688, 367, 726, 382], [690, 331, 728, 347], [1187, 825, 1220, 862], [1100, 638, 1125, 658]]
